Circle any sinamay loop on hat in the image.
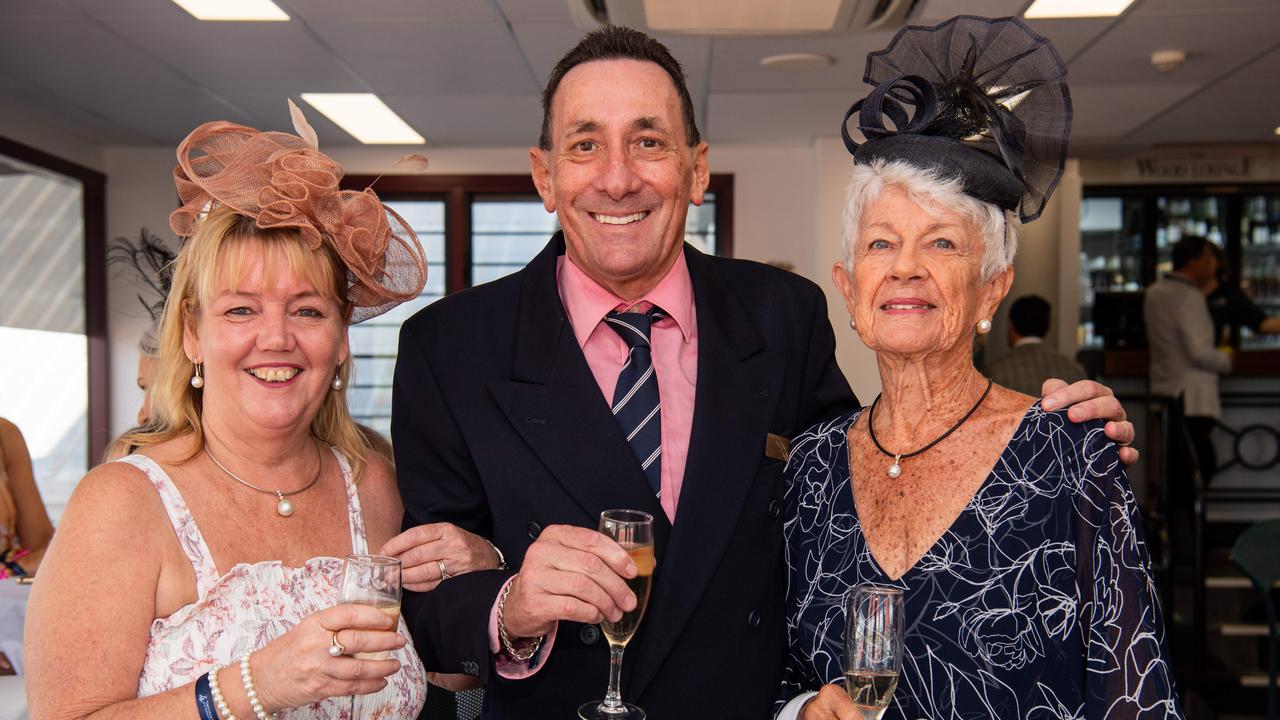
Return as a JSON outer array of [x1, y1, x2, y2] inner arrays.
[[168, 119, 427, 324], [842, 15, 1072, 223]]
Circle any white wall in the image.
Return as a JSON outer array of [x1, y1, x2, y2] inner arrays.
[[0, 102, 104, 173]]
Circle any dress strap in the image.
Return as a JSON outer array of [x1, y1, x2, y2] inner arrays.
[[331, 447, 369, 556], [115, 455, 222, 597]]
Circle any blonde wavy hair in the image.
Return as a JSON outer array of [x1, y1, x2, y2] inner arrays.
[[123, 205, 369, 480]]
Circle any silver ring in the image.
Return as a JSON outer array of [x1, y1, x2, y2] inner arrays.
[[438, 559, 451, 581], [328, 631, 346, 657]]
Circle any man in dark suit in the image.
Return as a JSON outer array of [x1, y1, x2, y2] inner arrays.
[[392, 26, 1137, 720]]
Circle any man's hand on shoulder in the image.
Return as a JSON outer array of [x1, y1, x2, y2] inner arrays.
[[1040, 378, 1139, 465], [502, 525, 638, 639]]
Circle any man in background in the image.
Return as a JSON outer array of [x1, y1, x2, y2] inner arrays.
[[1145, 235, 1232, 480], [986, 294, 1087, 395]]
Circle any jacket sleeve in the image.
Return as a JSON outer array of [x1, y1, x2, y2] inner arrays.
[[1175, 294, 1231, 375], [392, 318, 513, 682]]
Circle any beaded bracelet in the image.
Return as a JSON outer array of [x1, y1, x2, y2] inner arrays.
[[208, 664, 238, 720], [496, 576, 542, 662], [239, 653, 273, 720]]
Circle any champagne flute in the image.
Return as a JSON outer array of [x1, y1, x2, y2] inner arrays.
[[578, 510, 655, 720], [844, 585, 904, 720], [338, 554, 402, 719]]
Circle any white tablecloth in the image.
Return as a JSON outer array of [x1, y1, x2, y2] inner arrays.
[[0, 579, 30, 720]]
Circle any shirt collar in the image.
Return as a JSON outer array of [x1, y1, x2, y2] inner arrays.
[[1013, 336, 1043, 348], [557, 251, 695, 349]]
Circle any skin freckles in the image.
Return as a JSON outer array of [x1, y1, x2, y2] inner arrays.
[[529, 59, 709, 301], [832, 186, 1032, 580]]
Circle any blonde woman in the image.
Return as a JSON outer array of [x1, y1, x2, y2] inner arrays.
[[26, 115, 495, 719]]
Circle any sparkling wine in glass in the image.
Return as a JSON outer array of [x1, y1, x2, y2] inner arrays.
[[578, 509, 655, 720], [338, 554, 402, 718], [844, 585, 904, 720]]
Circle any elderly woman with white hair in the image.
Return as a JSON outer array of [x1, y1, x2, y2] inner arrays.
[[777, 17, 1181, 720]]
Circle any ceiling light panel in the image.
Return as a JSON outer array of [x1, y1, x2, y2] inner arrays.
[[171, 0, 289, 21], [300, 94, 425, 145], [643, 0, 844, 33], [1023, 0, 1135, 18]]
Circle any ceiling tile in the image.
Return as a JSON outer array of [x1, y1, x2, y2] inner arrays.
[[1132, 0, 1280, 15], [1024, 18, 1116, 63], [287, 0, 496, 22], [0, 0, 82, 19], [496, 0, 579, 23], [307, 20, 537, 94], [707, 32, 896, 93], [382, 94, 543, 147], [1131, 82, 1280, 144], [1067, 12, 1280, 85], [1069, 83, 1198, 139], [914, 0, 1028, 22], [707, 91, 850, 143]]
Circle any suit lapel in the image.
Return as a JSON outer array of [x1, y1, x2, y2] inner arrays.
[[629, 246, 775, 697], [486, 234, 670, 547]]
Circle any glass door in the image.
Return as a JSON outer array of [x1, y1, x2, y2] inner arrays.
[[1078, 196, 1147, 348]]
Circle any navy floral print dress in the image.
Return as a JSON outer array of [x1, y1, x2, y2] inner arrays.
[[779, 404, 1183, 719]]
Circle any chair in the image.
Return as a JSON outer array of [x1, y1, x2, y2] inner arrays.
[[1231, 519, 1280, 720]]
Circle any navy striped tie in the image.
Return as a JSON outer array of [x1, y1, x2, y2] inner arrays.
[[605, 306, 666, 497]]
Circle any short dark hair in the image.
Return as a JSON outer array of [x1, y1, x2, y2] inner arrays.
[[1171, 235, 1212, 271], [1009, 295, 1051, 338], [538, 26, 701, 150]]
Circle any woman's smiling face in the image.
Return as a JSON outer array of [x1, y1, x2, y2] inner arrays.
[[834, 185, 1011, 360]]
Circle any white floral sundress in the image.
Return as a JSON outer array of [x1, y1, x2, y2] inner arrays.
[[120, 450, 427, 719]]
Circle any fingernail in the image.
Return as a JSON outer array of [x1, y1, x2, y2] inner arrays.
[[1041, 397, 1057, 411]]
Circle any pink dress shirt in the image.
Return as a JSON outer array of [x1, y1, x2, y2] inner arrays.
[[489, 251, 699, 676]]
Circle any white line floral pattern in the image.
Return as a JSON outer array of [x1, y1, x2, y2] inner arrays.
[[777, 403, 1183, 719]]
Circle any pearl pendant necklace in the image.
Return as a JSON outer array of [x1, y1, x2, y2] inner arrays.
[[867, 378, 993, 479], [205, 441, 323, 517]]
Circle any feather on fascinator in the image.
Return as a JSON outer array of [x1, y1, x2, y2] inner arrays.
[[842, 15, 1071, 223], [107, 228, 178, 357], [168, 101, 427, 323]]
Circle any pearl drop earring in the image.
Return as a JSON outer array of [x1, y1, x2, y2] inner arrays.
[[331, 364, 344, 391], [190, 362, 204, 389], [976, 319, 993, 334]]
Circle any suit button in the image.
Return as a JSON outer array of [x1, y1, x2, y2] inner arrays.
[[768, 499, 782, 519], [527, 521, 542, 540], [579, 625, 600, 645], [747, 610, 761, 629]]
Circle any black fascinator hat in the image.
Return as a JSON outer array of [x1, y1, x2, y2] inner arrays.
[[842, 15, 1071, 223]]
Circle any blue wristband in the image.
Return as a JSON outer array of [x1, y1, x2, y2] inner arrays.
[[195, 672, 218, 720]]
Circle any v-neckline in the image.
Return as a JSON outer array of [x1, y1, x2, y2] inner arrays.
[[843, 403, 1039, 582]]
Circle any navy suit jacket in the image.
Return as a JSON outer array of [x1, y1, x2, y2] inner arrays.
[[393, 234, 857, 719]]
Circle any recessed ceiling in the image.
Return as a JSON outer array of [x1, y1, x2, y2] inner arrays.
[[0, 0, 1277, 151]]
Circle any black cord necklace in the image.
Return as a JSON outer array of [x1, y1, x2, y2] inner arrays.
[[867, 377, 993, 478]]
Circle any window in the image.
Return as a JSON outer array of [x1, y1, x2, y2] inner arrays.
[[339, 174, 733, 436], [0, 137, 107, 521]]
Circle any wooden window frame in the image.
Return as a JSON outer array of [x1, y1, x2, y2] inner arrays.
[[343, 173, 735, 294], [0, 136, 109, 462]]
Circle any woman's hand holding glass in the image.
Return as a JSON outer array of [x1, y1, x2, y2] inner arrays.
[[239, 602, 405, 714], [801, 585, 903, 720]]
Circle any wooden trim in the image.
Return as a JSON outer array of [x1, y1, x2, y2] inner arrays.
[[342, 174, 537, 195], [0, 136, 110, 463], [707, 173, 734, 257]]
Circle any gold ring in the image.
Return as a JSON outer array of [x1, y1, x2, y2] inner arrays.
[[438, 559, 451, 581], [328, 631, 346, 657]]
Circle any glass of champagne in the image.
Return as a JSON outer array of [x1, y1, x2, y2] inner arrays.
[[844, 585, 903, 720], [578, 509, 655, 720], [338, 554, 402, 718]]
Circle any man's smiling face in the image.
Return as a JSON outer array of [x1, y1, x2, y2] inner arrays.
[[531, 58, 708, 300]]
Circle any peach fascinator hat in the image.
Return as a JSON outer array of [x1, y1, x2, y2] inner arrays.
[[168, 100, 427, 323]]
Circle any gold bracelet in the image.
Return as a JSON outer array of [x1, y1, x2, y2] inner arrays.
[[496, 576, 542, 662]]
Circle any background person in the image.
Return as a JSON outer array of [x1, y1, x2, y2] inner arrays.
[[0, 417, 53, 578], [985, 294, 1087, 395], [1202, 242, 1280, 344]]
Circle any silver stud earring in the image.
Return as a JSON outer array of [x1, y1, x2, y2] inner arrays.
[[190, 362, 204, 389], [848, 317, 856, 330], [976, 319, 992, 334]]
